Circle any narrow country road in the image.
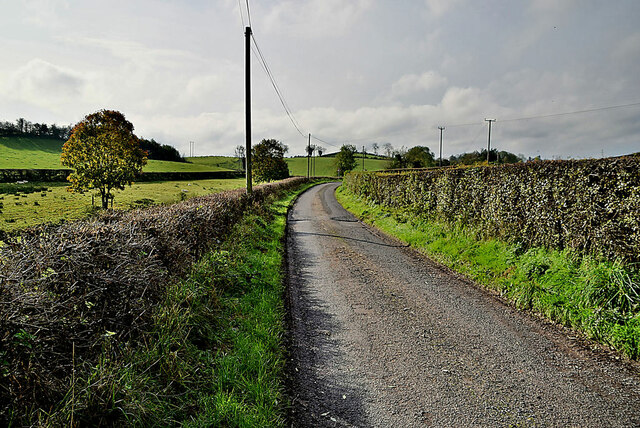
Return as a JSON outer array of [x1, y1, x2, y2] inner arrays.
[[285, 182, 640, 427]]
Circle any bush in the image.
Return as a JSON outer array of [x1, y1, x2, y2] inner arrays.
[[344, 156, 640, 264], [0, 177, 308, 425]]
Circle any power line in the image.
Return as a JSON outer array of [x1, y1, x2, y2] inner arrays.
[[237, 0, 245, 28], [245, 0, 252, 28], [498, 101, 640, 123], [250, 33, 306, 138]]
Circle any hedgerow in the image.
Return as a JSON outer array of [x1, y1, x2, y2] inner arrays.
[[0, 177, 307, 425], [343, 156, 640, 264]]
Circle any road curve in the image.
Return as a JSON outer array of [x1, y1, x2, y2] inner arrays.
[[285, 182, 640, 427]]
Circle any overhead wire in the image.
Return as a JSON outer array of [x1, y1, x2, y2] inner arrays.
[[250, 33, 306, 138], [237, 0, 245, 28], [245, 0, 252, 27], [239, 1, 639, 154]]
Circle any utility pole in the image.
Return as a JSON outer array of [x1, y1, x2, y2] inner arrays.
[[362, 146, 365, 171], [438, 127, 445, 167], [189, 141, 194, 157], [485, 118, 496, 164], [307, 133, 311, 179], [245, 26, 253, 194]]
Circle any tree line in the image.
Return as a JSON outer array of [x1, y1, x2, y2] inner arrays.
[[1, 118, 72, 140], [1, 117, 184, 163]]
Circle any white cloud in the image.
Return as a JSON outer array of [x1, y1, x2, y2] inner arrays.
[[391, 71, 448, 98], [423, 0, 460, 19], [262, 0, 372, 38], [4, 59, 86, 111]]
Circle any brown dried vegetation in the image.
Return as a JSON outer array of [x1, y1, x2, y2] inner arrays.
[[0, 177, 307, 424]]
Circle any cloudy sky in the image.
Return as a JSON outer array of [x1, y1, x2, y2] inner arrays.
[[1, 0, 639, 158]]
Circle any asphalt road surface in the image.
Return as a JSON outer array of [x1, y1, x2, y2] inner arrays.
[[285, 182, 640, 427]]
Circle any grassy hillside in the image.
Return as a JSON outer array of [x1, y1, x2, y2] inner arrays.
[[286, 155, 389, 176], [0, 137, 239, 172], [0, 136, 64, 169], [186, 155, 241, 171]]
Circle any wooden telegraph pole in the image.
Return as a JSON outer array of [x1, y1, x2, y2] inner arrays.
[[485, 118, 496, 164], [438, 126, 445, 167], [245, 26, 253, 194]]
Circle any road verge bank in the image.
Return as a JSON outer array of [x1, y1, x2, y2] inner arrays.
[[336, 185, 640, 360]]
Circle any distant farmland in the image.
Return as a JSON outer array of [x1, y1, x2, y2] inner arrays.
[[0, 137, 238, 172], [285, 155, 388, 176]]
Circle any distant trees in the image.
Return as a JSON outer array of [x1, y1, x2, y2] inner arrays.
[[252, 139, 290, 182], [61, 110, 147, 209], [335, 144, 358, 176], [386, 146, 435, 169], [234, 145, 246, 171], [449, 149, 524, 165], [139, 138, 185, 162], [383, 142, 394, 158], [0, 118, 72, 139], [371, 142, 379, 156]]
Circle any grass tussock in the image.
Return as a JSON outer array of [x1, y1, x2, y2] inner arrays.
[[0, 177, 312, 426], [337, 186, 640, 359]]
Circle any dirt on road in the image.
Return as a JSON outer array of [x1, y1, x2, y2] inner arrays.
[[285, 182, 640, 427]]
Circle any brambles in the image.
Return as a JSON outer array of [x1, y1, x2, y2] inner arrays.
[[0, 177, 308, 425]]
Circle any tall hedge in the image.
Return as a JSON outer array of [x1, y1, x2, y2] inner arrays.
[[343, 156, 640, 264], [0, 177, 308, 423]]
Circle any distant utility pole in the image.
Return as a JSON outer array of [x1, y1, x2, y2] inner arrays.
[[362, 146, 366, 171], [438, 127, 445, 167], [485, 118, 496, 164], [245, 26, 253, 194], [307, 133, 311, 179], [189, 141, 194, 157]]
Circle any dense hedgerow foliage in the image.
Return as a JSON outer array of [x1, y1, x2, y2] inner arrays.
[[344, 156, 640, 264], [0, 177, 307, 424]]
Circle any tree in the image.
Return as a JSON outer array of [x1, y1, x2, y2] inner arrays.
[[252, 138, 289, 182], [383, 142, 394, 158], [61, 110, 147, 209], [335, 144, 357, 176], [316, 146, 325, 157], [234, 145, 246, 170], [371, 142, 379, 156], [404, 146, 435, 168]]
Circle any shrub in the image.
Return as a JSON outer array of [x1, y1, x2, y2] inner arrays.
[[344, 156, 640, 264], [0, 177, 308, 425]]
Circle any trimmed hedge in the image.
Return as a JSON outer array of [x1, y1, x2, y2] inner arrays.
[[343, 156, 640, 264], [0, 168, 243, 183], [0, 177, 308, 424]]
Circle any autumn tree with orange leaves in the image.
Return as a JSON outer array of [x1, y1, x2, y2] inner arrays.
[[61, 110, 147, 209]]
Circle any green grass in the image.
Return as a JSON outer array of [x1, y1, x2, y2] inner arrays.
[[336, 186, 640, 359], [0, 178, 246, 231], [285, 156, 388, 177], [0, 136, 238, 172], [46, 180, 320, 426], [0, 136, 64, 169], [186, 156, 242, 171]]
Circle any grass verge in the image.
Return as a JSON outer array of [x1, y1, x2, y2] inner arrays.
[[34, 180, 320, 427], [336, 185, 640, 359]]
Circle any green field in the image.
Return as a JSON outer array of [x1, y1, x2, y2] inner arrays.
[[0, 136, 391, 176], [0, 137, 239, 172], [0, 178, 245, 231], [285, 155, 389, 176]]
